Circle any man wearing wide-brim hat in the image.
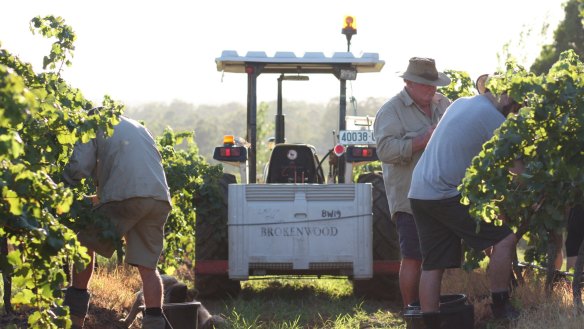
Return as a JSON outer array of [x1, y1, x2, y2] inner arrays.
[[400, 57, 451, 87], [373, 57, 451, 308]]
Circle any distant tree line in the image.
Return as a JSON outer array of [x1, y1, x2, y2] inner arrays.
[[125, 97, 387, 166], [530, 0, 583, 74]]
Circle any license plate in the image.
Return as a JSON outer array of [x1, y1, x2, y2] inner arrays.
[[338, 130, 376, 145]]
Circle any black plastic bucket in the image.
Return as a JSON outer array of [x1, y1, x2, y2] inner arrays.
[[163, 301, 200, 329], [403, 294, 474, 329]]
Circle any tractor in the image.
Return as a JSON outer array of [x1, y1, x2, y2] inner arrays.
[[194, 17, 400, 300]]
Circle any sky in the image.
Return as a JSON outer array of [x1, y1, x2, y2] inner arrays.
[[0, 0, 567, 107]]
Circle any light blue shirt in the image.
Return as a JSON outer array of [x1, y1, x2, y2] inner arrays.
[[408, 94, 505, 200]]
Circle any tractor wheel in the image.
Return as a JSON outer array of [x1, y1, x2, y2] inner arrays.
[[352, 172, 401, 301], [195, 173, 241, 299]]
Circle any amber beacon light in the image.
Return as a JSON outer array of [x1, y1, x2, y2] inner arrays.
[[341, 15, 357, 52]]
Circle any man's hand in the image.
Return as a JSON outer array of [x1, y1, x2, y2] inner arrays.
[[412, 124, 436, 153]]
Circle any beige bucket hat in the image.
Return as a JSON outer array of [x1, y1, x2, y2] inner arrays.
[[399, 57, 451, 86]]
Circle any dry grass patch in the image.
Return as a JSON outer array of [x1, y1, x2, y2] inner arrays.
[[90, 264, 141, 310], [511, 276, 584, 329], [83, 263, 142, 329], [440, 267, 584, 329]]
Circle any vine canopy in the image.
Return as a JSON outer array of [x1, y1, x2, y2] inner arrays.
[[460, 50, 584, 263]]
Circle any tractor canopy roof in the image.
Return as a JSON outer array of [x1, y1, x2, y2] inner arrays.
[[216, 50, 384, 74]]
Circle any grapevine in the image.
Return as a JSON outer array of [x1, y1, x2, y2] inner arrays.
[[1, 15, 120, 328], [460, 50, 584, 301], [1, 15, 227, 328]]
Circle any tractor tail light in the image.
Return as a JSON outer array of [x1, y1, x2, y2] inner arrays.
[[220, 147, 242, 157], [214, 145, 247, 162], [345, 146, 378, 163]]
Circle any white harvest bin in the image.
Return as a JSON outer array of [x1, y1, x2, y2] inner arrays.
[[228, 183, 373, 279]]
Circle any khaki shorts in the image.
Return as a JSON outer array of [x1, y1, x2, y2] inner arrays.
[[78, 197, 171, 269]]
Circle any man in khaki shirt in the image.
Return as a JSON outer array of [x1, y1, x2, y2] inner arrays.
[[63, 109, 172, 329], [373, 57, 451, 308]]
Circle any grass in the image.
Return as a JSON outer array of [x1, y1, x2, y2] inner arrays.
[[87, 264, 584, 329], [2, 257, 584, 328], [225, 277, 404, 328]]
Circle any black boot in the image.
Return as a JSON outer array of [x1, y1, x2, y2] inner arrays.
[[490, 291, 520, 321], [143, 307, 166, 329], [142, 314, 166, 329], [63, 287, 90, 329]]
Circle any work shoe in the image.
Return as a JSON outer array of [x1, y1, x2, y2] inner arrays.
[[63, 287, 90, 329], [142, 314, 166, 329], [490, 301, 520, 321]]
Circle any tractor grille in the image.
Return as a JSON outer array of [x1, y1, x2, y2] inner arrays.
[[249, 262, 293, 270], [309, 262, 353, 270]]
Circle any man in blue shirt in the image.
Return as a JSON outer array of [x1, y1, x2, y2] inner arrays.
[[408, 75, 521, 326]]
